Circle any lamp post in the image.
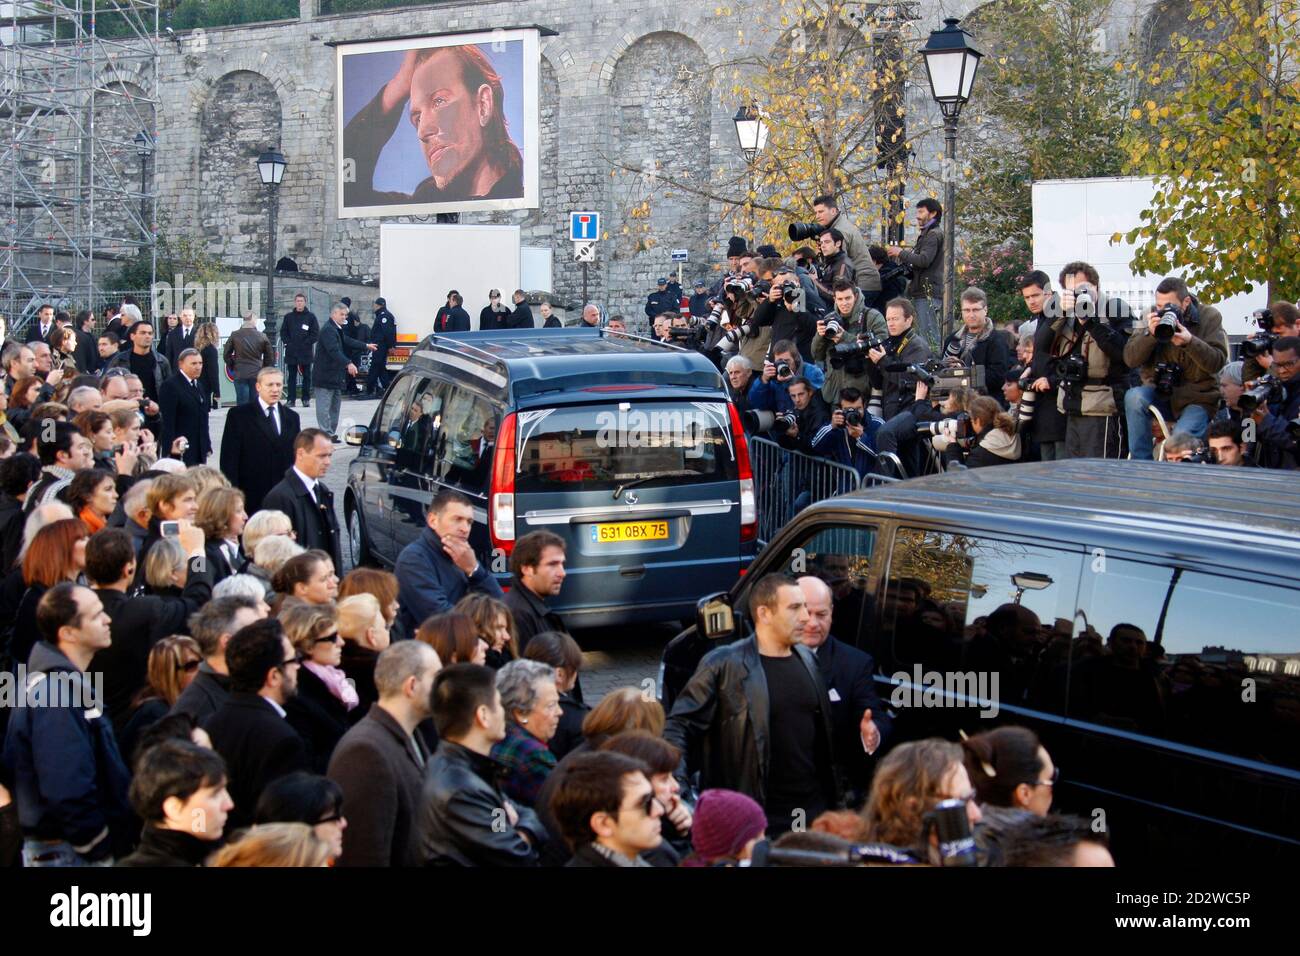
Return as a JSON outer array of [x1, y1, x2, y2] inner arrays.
[[733, 105, 769, 240], [920, 17, 981, 341], [1011, 572, 1053, 606], [133, 131, 152, 229], [256, 148, 287, 346]]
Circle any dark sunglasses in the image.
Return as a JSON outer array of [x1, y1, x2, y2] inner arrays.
[[317, 811, 345, 825], [282, 652, 306, 668], [103, 367, 130, 378], [178, 659, 201, 674], [312, 631, 342, 645], [620, 791, 662, 818]]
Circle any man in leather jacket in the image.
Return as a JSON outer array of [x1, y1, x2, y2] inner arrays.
[[664, 575, 842, 835], [415, 663, 544, 866]]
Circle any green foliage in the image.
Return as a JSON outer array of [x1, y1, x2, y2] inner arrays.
[[169, 0, 298, 30], [959, 0, 1133, 249], [103, 216, 233, 309], [1118, 0, 1300, 302], [955, 239, 1035, 324]]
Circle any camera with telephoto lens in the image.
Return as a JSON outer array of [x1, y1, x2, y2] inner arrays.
[[775, 360, 793, 380], [823, 318, 844, 339], [1154, 303, 1182, 342], [829, 340, 870, 370], [724, 279, 749, 297], [1238, 373, 1283, 413], [1241, 307, 1276, 360], [1070, 285, 1097, 320], [781, 284, 801, 305], [902, 362, 937, 389], [704, 303, 726, 328], [788, 221, 822, 242], [1153, 361, 1183, 396], [916, 412, 974, 449], [755, 279, 772, 297], [770, 411, 798, 435]]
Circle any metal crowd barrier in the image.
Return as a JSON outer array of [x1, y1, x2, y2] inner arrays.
[[748, 436, 896, 545]]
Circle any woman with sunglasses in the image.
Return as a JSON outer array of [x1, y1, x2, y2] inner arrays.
[[253, 774, 348, 866], [118, 636, 204, 765], [960, 726, 1057, 862], [281, 601, 353, 771]]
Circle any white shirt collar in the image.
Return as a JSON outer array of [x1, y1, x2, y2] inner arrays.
[[292, 466, 318, 500]]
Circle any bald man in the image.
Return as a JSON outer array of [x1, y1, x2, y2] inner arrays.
[[797, 575, 892, 804]]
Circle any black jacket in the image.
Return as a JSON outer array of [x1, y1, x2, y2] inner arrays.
[[262, 468, 342, 573], [342, 314, 369, 360], [25, 319, 55, 344], [371, 309, 398, 350], [479, 305, 510, 331], [550, 692, 589, 761], [117, 826, 215, 867], [105, 348, 171, 401], [0, 492, 24, 573], [73, 327, 101, 375], [760, 301, 818, 363], [940, 327, 1013, 408], [169, 662, 230, 725], [664, 636, 841, 810], [811, 636, 891, 799], [92, 558, 214, 732], [218, 400, 300, 514], [414, 740, 543, 866], [508, 303, 535, 329], [281, 308, 320, 365], [326, 703, 430, 867], [163, 324, 196, 370], [203, 692, 310, 832], [864, 330, 934, 420], [284, 665, 352, 773], [503, 577, 567, 655], [158, 371, 212, 466], [434, 306, 471, 333], [314, 318, 368, 391]]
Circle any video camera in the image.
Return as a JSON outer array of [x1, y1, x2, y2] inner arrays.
[[898, 359, 985, 402], [1239, 373, 1284, 413], [1055, 352, 1088, 388]]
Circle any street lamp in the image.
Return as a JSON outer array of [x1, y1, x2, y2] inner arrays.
[[1010, 571, 1053, 605], [920, 17, 982, 341], [256, 148, 287, 346], [133, 131, 152, 228], [733, 104, 768, 238]]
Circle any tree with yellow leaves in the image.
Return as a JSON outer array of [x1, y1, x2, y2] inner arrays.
[[1118, 0, 1300, 302]]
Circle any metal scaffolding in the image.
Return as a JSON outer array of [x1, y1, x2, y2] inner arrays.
[[1, 0, 158, 332]]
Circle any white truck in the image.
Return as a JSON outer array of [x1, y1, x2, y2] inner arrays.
[[378, 223, 553, 368], [1032, 176, 1266, 338]]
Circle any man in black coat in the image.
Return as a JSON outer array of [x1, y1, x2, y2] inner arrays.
[[312, 303, 375, 440], [365, 297, 398, 397], [86, 527, 215, 733], [170, 597, 265, 725], [507, 290, 534, 329], [72, 311, 100, 374], [664, 575, 842, 834], [327, 641, 438, 867], [434, 291, 471, 333], [157, 348, 212, 466], [24, 304, 56, 345], [163, 308, 198, 370], [219, 367, 300, 514], [502, 531, 568, 655], [280, 293, 319, 408], [202, 619, 310, 831], [261, 428, 342, 572], [797, 576, 890, 805]]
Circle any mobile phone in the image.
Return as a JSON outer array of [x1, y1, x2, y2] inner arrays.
[[112, 444, 124, 455], [160, 521, 181, 538]]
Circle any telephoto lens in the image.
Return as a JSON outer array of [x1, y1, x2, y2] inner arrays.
[[782, 285, 801, 304], [824, 319, 844, 339], [776, 361, 792, 380], [1154, 304, 1181, 341], [842, 408, 863, 427]]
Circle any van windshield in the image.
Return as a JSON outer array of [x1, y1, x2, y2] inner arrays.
[[515, 401, 737, 492]]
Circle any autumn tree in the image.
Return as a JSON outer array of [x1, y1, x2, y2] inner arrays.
[[1118, 0, 1300, 302]]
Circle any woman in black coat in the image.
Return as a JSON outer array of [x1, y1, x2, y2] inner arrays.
[[194, 322, 223, 410], [281, 603, 354, 771]]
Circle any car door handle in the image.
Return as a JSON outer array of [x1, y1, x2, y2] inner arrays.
[[619, 565, 647, 579]]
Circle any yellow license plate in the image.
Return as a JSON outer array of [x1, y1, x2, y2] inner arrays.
[[591, 520, 669, 544]]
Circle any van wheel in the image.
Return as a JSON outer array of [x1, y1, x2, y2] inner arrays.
[[346, 502, 372, 568]]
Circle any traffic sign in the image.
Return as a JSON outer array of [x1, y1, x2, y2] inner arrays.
[[570, 211, 600, 242], [574, 240, 597, 262], [670, 248, 689, 263]]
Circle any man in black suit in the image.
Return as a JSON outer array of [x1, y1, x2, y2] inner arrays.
[[24, 303, 56, 344], [797, 575, 891, 806], [261, 428, 342, 572], [163, 307, 198, 370], [157, 348, 212, 466], [280, 293, 319, 408], [72, 311, 100, 374], [219, 367, 301, 515], [508, 290, 534, 329], [203, 618, 310, 831]]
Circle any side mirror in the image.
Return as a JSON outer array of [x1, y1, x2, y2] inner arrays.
[[344, 425, 368, 447], [697, 592, 736, 641], [385, 429, 402, 450]]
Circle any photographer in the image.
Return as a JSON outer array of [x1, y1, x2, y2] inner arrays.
[[1205, 419, 1255, 467], [789, 247, 829, 316], [709, 276, 769, 372], [1248, 336, 1300, 470], [809, 194, 882, 306], [965, 396, 1022, 469], [748, 340, 826, 440], [774, 377, 831, 455], [885, 199, 944, 345], [1027, 262, 1132, 459], [755, 271, 817, 363], [1123, 276, 1228, 461], [941, 287, 1012, 408], [1213, 361, 1245, 425], [871, 245, 909, 304], [1003, 367, 1039, 462], [810, 229, 855, 305], [810, 387, 880, 477], [1160, 432, 1203, 463], [812, 280, 887, 408], [1242, 301, 1299, 383], [863, 299, 934, 473]]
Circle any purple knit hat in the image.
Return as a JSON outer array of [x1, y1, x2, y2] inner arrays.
[[690, 789, 767, 863]]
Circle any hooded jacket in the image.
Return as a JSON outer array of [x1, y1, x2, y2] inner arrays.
[[966, 425, 1022, 468]]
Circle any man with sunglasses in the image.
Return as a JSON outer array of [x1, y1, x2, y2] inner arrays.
[[549, 751, 666, 867], [202, 619, 310, 831], [85, 527, 216, 733]]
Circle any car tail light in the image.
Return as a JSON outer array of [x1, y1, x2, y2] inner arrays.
[[728, 403, 757, 543], [490, 412, 518, 556]]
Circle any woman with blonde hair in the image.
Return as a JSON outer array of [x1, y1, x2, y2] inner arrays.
[[193, 322, 222, 409], [252, 535, 304, 590], [118, 635, 203, 762], [454, 592, 518, 669], [860, 738, 982, 860], [338, 567, 401, 639], [209, 822, 332, 867], [142, 536, 188, 597], [281, 600, 352, 769], [195, 485, 247, 582], [187, 465, 230, 499], [336, 592, 390, 718]]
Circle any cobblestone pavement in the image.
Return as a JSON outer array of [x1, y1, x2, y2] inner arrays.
[[211, 395, 671, 702]]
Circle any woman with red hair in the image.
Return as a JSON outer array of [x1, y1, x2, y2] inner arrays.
[[8, 517, 89, 667]]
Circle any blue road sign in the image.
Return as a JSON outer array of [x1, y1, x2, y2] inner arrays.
[[570, 211, 600, 242]]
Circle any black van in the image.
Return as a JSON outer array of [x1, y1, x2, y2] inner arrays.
[[344, 328, 758, 628], [660, 460, 1300, 862]]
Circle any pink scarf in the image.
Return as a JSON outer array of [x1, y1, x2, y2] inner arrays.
[[304, 662, 359, 711]]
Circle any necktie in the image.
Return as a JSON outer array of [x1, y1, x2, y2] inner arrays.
[[267, 404, 279, 435]]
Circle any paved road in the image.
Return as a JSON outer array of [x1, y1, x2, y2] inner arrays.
[[210, 395, 668, 702]]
